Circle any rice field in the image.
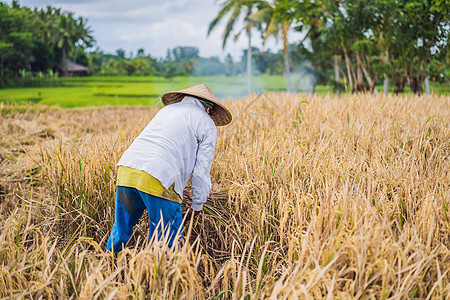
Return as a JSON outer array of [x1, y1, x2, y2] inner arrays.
[[2, 75, 446, 109], [0, 92, 449, 298], [0, 75, 290, 108]]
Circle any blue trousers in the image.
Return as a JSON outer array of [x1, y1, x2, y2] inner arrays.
[[106, 186, 183, 252]]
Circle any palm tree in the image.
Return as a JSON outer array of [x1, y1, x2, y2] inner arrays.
[[249, 2, 294, 92], [208, 0, 262, 94], [71, 16, 94, 63]]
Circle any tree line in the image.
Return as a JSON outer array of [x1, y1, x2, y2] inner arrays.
[[0, 1, 308, 87], [1, 0, 448, 95], [0, 1, 94, 86], [209, 0, 448, 95], [88, 46, 294, 78]]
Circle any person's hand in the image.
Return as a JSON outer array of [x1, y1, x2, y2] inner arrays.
[[184, 207, 202, 222]]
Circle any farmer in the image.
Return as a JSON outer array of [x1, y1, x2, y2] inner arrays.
[[106, 84, 232, 252]]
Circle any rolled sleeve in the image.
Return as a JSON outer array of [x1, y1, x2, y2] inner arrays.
[[191, 125, 217, 211]]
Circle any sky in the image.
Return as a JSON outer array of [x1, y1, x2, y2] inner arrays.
[[6, 0, 301, 60]]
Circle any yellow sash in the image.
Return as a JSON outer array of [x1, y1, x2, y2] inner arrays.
[[117, 166, 182, 204]]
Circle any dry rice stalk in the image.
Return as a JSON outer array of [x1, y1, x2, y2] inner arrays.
[[0, 93, 449, 298]]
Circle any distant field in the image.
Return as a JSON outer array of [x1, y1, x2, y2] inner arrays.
[[0, 75, 292, 108], [0, 75, 447, 108]]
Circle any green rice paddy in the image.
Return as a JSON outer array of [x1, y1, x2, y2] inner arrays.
[[0, 75, 291, 108], [0, 75, 447, 109]]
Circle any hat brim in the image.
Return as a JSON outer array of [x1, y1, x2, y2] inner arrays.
[[161, 87, 232, 126]]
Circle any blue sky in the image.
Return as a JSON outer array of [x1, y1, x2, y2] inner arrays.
[[6, 0, 301, 60]]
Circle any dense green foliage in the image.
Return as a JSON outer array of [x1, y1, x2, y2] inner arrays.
[[208, 0, 448, 95], [271, 0, 449, 94], [0, 0, 293, 87], [0, 1, 94, 86], [1, 0, 448, 95]]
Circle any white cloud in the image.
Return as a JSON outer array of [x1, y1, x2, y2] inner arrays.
[[5, 0, 298, 60]]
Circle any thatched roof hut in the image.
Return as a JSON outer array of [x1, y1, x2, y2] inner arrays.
[[61, 59, 90, 76]]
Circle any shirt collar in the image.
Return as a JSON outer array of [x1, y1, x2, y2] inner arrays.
[[181, 96, 206, 112]]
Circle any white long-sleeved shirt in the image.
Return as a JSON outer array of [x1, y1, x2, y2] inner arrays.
[[117, 96, 217, 211]]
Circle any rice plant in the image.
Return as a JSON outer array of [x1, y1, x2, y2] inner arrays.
[[0, 93, 448, 298]]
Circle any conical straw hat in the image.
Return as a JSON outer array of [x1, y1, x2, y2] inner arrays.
[[161, 84, 232, 126]]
